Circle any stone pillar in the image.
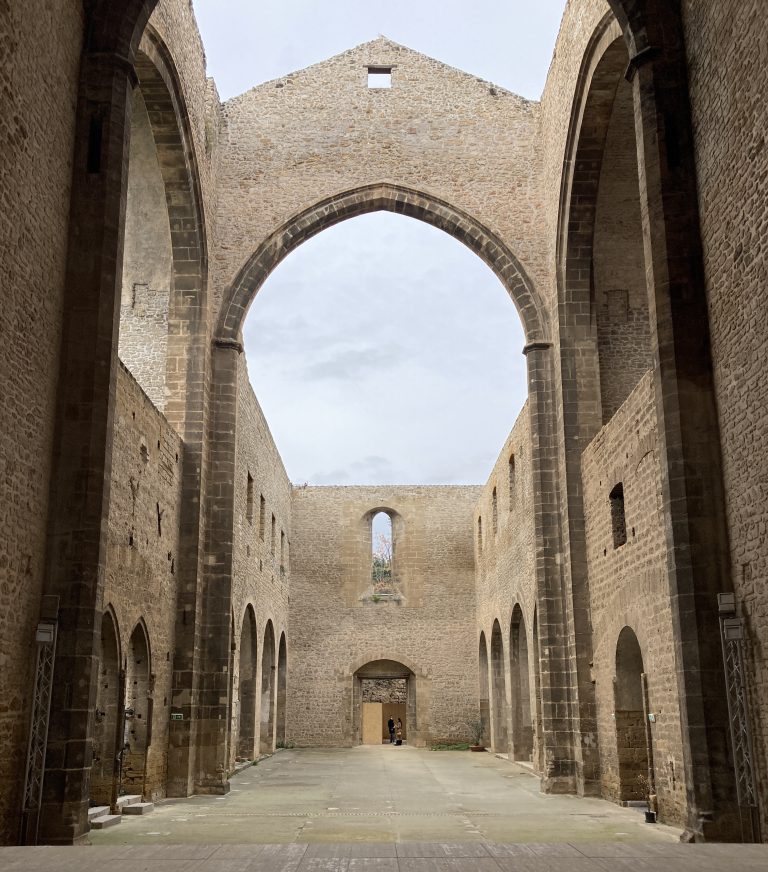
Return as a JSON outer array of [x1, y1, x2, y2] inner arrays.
[[625, 11, 737, 840], [193, 340, 241, 793], [525, 341, 581, 793], [38, 51, 136, 845]]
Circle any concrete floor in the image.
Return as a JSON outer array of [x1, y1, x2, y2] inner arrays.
[[90, 746, 683, 845]]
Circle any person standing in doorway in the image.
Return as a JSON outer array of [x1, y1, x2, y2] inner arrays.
[[387, 715, 395, 744], [396, 718, 403, 745]]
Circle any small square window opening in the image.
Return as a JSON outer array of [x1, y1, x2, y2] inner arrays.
[[368, 67, 392, 89]]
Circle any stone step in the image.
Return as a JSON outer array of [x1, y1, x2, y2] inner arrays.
[[87, 805, 110, 822], [89, 814, 122, 829], [122, 802, 154, 816], [115, 794, 142, 810]]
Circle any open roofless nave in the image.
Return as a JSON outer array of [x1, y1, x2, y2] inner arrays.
[[1, 0, 768, 866]]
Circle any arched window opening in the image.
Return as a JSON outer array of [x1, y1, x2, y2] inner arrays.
[[122, 622, 151, 795], [614, 627, 652, 803], [371, 511, 397, 599], [610, 482, 627, 549]]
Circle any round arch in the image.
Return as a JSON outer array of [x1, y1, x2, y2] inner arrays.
[[216, 183, 548, 346]]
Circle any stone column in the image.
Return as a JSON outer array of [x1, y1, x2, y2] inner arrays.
[[524, 341, 582, 793], [626, 13, 737, 840], [193, 339, 241, 793], [38, 51, 136, 845]]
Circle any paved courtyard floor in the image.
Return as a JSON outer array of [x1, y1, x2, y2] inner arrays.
[[3, 749, 767, 870], [91, 746, 682, 845]]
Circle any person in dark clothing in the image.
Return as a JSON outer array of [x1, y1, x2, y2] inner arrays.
[[387, 716, 396, 743]]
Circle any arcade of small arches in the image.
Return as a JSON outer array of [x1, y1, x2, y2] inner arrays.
[[1, 0, 767, 853]]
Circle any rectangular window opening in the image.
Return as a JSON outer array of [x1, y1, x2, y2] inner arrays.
[[610, 483, 627, 549], [271, 513, 276, 555], [368, 66, 392, 89], [246, 472, 254, 524], [259, 495, 266, 540]]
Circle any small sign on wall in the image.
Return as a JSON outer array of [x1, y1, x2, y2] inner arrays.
[[170, 712, 183, 721]]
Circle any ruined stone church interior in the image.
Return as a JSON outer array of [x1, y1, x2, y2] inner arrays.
[[1, 0, 768, 865]]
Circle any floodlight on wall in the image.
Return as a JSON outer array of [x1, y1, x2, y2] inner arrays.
[[35, 623, 56, 644]]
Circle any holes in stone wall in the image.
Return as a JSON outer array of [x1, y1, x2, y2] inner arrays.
[[492, 487, 498, 536], [271, 513, 276, 555], [259, 495, 266, 540], [610, 483, 627, 549], [509, 454, 516, 507], [367, 66, 392, 88], [477, 516, 483, 550]]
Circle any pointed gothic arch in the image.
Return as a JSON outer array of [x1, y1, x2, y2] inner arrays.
[[216, 183, 548, 346]]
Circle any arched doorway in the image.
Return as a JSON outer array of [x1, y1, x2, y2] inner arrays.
[[260, 621, 276, 754], [490, 620, 508, 753], [91, 610, 122, 807], [478, 632, 491, 748], [354, 659, 413, 746], [276, 633, 287, 747], [614, 626, 650, 801], [510, 605, 533, 761], [237, 607, 258, 760], [122, 622, 152, 796]]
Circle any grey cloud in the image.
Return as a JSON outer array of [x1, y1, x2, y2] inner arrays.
[[302, 344, 404, 381]]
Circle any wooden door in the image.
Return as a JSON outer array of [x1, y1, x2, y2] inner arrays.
[[362, 702, 383, 744]]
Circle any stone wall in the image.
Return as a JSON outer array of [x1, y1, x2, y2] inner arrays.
[[474, 405, 538, 759], [683, 0, 768, 834], [288, 486, 480, 747], [211, 37, 548, 324], [229, 356, 291, 769], [102, 363, 184, 802], [581, 370, 687, 826], [0, 0, 84, 844]]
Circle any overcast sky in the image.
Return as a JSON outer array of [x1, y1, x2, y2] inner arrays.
[[193, 1, 564, 485]]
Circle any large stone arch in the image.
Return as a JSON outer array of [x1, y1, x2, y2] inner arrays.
[[216, 182, 548, 346], [556, 0, 738, 841]]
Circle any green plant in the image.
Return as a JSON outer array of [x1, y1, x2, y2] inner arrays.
[[371, 594, 381, 603], [430, 742, 470, 751], [465, 718, 485, 746], [276, 739, 295, 749]]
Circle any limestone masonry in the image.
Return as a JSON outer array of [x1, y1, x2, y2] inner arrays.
[[0, 0, 767, 848]]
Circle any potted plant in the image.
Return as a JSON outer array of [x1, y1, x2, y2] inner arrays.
[[637, 773, 657, 823], [467, 718, 486, 752]]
